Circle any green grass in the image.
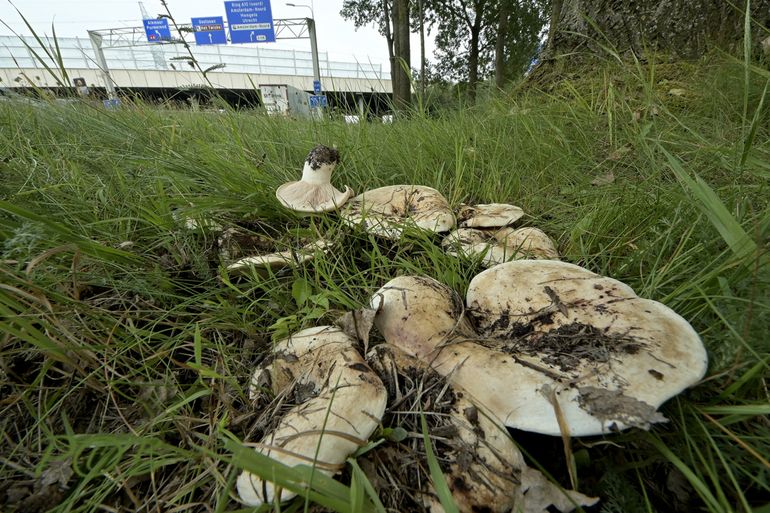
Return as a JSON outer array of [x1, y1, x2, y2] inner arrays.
[[0, 55, 769, 513]]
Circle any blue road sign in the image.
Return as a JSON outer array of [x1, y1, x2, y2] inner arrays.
[[191, 16, 227, 45], [103, 98, 121, 109], [309, 95, 328, 108], [143, 18, 172, 42], [224, 1, 275, 44], [313, 80, 321, 95]]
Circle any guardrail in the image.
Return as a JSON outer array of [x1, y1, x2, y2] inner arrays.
[[0, 35, 390, 81]]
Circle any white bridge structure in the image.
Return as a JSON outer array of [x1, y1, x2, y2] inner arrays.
[[0, 27, 392, 99]]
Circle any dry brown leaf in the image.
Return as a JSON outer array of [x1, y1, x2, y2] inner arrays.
[[335, 308, 377, 352], [577, 386, 668, 430], [591, 171, 615, 186], [39, 459, 73, 489], [520, 467, 599, 513]]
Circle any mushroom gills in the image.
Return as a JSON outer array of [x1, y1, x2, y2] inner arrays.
[[227, 238, 331, 274]]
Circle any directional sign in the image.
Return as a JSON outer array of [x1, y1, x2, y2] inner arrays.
[[143, 18, 172, 42], [191, 16, 227, 45], [309, 94, 328, 108], [103, 98, 121, 109], [313, 80, 321, 95], [224, 1, 275, 44]]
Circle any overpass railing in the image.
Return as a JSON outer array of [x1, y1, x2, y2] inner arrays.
[[0, 35, 390, 81]]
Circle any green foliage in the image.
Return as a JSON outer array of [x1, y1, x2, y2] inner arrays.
[[431, 0, 546, 84]]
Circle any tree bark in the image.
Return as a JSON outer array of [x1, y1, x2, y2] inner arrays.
[[382, 0, 398, 105], [419, 0, 426, 100], [547, 0, 770, 60], [392, 0, 412, 108], [494, 2, 510, 89], [467, 0, 484, 102]]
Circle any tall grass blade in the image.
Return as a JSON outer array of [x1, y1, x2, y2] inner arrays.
[[658, 145, 760, 263], [420, 413, 460, 513], [647, 434, 723, 513]]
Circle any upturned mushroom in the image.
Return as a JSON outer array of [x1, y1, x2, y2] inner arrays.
[[226, 239, 331, 274], [443, 226, 559, 266], [366, 344, 597, 513], [370, 266, 707, 437], [340, 185, 456, 239], [237, 326, 387, 506], [275, 145, 354, 213]]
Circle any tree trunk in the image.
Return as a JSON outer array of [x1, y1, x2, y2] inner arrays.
[[547, 0, 770, 60], [468, 25, 480, 101], [494, 3, 510, 89], [467, 0, 484, 102], [419, 0, 426, 100], [382, 0, 398, 106], [392, 0, 412, 109], [545, 0, 563, 52]]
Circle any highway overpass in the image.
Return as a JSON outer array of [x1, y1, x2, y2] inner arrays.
[[0, 32, 393, 111]]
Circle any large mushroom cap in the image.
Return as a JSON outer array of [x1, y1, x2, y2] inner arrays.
[[453, 260, 708, 436], [237, 326, 387, 506], [457, 203, 525, 228], [276, 145, 354, 213], [443, 226, 559, 266], [341, 185, 456, 239]]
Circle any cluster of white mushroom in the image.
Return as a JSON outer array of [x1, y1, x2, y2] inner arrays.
[[234, 145, 708, 512]]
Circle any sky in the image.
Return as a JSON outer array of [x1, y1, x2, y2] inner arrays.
[[0, 0, 433, 68]]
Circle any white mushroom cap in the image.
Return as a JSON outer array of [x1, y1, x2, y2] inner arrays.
[[227, 239, 331, 274], [341, 185, 456, 239], [369, 276, 471, 359], [276, 145, 354, 213], [457, 203, 525, 228], [455, 260, 708, 436], [443, 226, 559, 266], [237, 326, 387, 506]]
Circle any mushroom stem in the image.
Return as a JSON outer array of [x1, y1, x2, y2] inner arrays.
[[300, 161, 333, 185]]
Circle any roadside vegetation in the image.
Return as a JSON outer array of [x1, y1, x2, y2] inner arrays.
[[1, 54, 769, 512]]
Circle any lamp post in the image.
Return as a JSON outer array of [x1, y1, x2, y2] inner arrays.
[[286, 2, 320, 90]]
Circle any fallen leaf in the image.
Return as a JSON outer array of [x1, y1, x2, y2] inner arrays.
[[520, 467, 599, 513], [336, 308, 377, 352], [591, 171, 615, 186], [667, 468, 693, 510], [577, 386, 668, 430], [608, 145, 631, 161], [39, 459, 73, 489], [668, 88, 686, 97]]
